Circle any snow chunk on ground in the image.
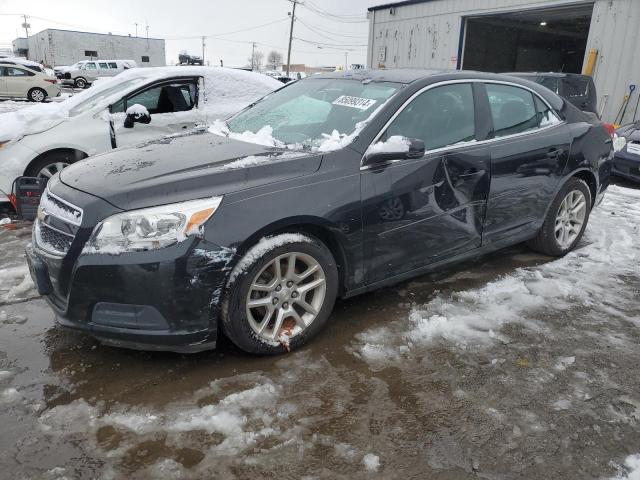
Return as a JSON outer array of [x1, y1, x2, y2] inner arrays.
[[0, 387, 21, 404], [554, 356, 576, 371], [363, 453, 380, 472], [610, 454, 640, 480], [367, 135, 411, 154]]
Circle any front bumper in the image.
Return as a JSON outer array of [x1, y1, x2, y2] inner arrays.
[[613, 151, 640, 183], [26, 237, 237, 353]]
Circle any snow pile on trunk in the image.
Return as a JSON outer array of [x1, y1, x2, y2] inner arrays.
[[367, 135, 411, 154], [351, 185, 640, 369]]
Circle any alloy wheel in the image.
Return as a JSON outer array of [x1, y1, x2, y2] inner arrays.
[[246, 252, 326, 343], [38, 162, 70, 179], [30, 89, 45, 102], [555, 190, 587, 249]]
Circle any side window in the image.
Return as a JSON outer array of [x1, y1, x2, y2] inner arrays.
[[383, 83, 475, 151], [84, 50, 98, 57], [486, 84, 538, 137], [0, 67, 6, 76], [6, 67, 33, 77], [535, 96, 561, 128], [84, 62, 97, 70], [108, 62, 118, 69], [123, 82, 197, 115], [141, 56, 150, 63], [98, 62, 109, 69]]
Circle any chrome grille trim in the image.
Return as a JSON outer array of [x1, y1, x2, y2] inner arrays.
[[34, 189, 83, 256]]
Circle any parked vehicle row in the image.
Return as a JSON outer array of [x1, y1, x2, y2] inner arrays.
[[25, 69, 615, 355]]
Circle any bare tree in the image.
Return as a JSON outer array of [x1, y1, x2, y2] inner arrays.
[[266, 50, 283, 70], [248, 50, 265, 71]]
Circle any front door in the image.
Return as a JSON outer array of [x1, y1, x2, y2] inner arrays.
[[361, 82, 491, 283], [110, 78, 204, 149], [481, 82, 572, 244]]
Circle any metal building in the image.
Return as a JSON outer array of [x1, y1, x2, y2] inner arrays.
[[367, 0, 640, 123], [12, 29, 166, 68]]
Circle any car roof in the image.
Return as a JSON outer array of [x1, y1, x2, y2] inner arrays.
[[311, 68, 579, 85], [506, 72, 590, 79]]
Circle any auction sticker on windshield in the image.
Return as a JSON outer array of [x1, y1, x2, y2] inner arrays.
[[332, 95, 377, 110]]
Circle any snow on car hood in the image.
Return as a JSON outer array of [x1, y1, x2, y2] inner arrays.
[[0, 66, 281, 145], [58, 130, 319, 211]]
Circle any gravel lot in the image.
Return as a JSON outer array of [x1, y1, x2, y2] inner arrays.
[[0, 173, 639, 479]]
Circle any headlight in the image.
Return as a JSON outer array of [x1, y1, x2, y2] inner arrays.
[[84, 196, 223, 254]]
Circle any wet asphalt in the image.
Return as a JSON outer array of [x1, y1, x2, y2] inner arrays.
[[1, 179, 640, 480]]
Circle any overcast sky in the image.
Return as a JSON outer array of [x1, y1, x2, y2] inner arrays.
[[0, 0, 381, 68]]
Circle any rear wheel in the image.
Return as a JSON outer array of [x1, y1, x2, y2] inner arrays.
[[528, 178, 592, 256], [221, 234, 338, 354], [74, 77, 87, 89], [28, 88, 47, 102]]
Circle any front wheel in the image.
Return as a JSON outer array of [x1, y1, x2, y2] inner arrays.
[[74, 77, 87, 89], [528, 178, 592, 256], [221, 233, 338, 354]]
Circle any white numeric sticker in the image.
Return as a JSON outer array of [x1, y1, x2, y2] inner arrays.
[[332, 95, 377, 110]]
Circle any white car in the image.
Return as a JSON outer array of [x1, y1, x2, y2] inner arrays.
[[61, 59, 138, 88], [0, 63, 60, 102], [0, 66, 281, 202]]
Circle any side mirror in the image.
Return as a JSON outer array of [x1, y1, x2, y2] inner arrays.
[[123, 104, 152, 129], [363, 137, 425, 167]]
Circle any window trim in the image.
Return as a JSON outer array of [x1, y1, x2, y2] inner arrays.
[[362, 79, 564, 171]]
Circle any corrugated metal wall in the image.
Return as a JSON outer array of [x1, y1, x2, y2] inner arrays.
[[585, 0, 640, 123], [367, 0, 640, 122]]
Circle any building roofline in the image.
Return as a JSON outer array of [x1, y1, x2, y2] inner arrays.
[[24, 28, 165, 41], [368, 0, 436, 12]]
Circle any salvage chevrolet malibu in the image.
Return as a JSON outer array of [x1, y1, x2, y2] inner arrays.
[[26, 69, 614, 354]]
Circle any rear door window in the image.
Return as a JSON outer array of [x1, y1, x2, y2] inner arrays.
[[6, 67, 33, 77], [99, 62, 109, 69], [382, 83, 476, 150], [485, 83, 538, 137]]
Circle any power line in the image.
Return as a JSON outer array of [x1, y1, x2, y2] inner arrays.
[[297, 18, 366, 43], [302, 1, 368, 24], [293, 36, 367, 49], [164, 18, 289, 40], [297, 17, 367, 39]]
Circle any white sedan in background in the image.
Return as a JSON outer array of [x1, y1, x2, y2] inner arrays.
[[0, 67, 281, 202], [0, 63, 60, 102]]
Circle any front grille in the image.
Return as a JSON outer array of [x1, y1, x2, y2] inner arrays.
[[34, 191, 83, 256], [36, 222, 74, 255]]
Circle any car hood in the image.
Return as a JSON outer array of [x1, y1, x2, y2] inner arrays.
[[59, 131, 321, 210]]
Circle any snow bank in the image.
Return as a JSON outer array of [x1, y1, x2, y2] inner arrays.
[[351, 185, 640, 367], [610, 454, 640, 480]]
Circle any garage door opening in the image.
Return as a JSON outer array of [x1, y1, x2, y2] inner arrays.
[[461, 3, 594, 73]]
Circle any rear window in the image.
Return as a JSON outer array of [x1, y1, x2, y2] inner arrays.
[[563, 78, 590, 98]]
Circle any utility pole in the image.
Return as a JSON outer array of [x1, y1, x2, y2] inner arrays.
[[286, 0, 300, 77], [251, 42, 256, 71], [134, 22, 138, 37], [21, 14, 30, 59], [202, 36, 206, 63], [345, 52, 348, 71]]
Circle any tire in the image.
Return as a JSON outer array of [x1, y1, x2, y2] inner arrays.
[[25, 151, 85, 181], [74, 77, 87, 89], [221, 233, 339, 354], [527, 178, 592, 256], [28, 88, 47, 102]]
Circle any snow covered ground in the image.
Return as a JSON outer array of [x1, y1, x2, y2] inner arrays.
[[1, 183, 640, 478]]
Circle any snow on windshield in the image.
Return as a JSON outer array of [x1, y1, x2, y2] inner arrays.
[[219, 79, 400, 152]]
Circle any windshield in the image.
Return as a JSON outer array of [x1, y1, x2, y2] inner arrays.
[[67, 77, 149, 116], [226, 78, 401, 150]]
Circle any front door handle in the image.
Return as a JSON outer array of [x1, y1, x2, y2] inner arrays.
[[546, 148, 564, 159]]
